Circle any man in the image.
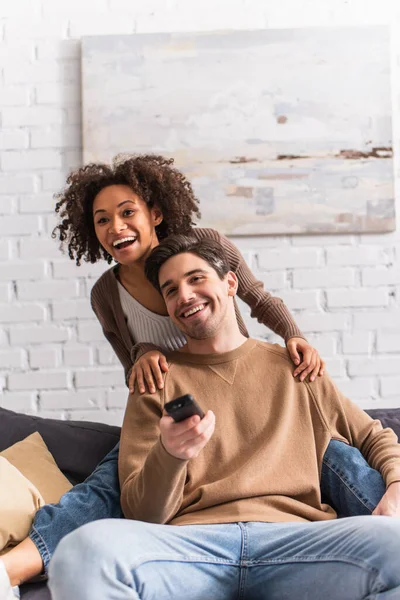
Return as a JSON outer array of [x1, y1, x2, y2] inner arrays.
[[49, 235, 400, 600]]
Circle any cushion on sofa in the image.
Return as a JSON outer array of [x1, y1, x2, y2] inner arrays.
[[0, 408, 120, 484], [0, 432, 72, 504], [0, 432, 73, 556], [0, 457, 44, 552]]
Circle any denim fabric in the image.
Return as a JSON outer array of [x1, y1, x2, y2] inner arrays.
[[49, 517, 400, 599], [29, 443, 123, 571], [321, 440, 386, 516], [30, 440, 385, 572]]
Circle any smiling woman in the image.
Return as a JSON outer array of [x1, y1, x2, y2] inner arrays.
[[93, 186, 162, 261], [92, 184, 167, 318]]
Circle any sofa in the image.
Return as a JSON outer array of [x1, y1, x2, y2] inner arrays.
[[1, 406, 399, 600], [0, 408, 119, 600]]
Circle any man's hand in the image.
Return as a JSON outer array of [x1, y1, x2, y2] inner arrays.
[[373, 481, 400, 517], [160, 411, 215, 460], [287, 337, 325, 382]]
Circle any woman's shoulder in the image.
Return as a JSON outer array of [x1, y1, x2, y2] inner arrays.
[[191, 227, 237, 257], [91, 264, 118, 302], [191, 227, 221, 242]]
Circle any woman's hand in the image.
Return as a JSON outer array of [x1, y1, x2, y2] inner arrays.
[[286, 337, 325, 382], [129, 350, 169, 394]]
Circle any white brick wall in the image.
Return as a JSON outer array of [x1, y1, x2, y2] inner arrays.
[[1, 0, 399, 426]]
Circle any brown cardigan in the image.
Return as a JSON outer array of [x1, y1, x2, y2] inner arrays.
[[91, 227, 305, 384]]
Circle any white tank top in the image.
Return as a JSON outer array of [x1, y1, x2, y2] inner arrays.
[[117, 281, 187, 353]]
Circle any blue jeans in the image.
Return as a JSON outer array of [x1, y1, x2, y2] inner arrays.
[[49, 517, 400, 599], [30, 440, 386, 572]]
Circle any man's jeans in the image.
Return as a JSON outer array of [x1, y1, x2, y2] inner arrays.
[[49, 517, 400, 599], [30, 440, 386, 571]]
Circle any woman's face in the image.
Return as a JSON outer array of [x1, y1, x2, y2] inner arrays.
[[93, 184, 162, 266]]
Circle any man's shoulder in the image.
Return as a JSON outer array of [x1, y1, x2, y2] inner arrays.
[[251, 339, 293, 364]]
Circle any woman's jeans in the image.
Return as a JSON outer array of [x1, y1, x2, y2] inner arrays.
[[30, 440, 386, 572]]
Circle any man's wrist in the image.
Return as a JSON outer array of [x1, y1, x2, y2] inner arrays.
[[159, 436, 188, 463]]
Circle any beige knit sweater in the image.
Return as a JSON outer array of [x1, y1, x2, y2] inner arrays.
[[91, 228, 305, 383], [119, 339, 400, 525]]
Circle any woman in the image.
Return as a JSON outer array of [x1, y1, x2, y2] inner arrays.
[[1, 155, 384, 595]]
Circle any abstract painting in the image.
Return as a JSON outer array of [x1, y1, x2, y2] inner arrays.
[[82, 26, 394, 235]]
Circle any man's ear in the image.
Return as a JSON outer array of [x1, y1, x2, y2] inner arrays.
[[226, 271, 238, 297]]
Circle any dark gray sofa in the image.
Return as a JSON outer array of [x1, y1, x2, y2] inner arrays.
[[1, 406, 399, 600], [0, 408, 119, 600]]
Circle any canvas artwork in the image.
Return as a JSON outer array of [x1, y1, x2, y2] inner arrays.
[[82, 26, 395, 235]]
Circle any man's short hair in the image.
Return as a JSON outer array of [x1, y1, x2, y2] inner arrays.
[[145, 234, 230, 293]]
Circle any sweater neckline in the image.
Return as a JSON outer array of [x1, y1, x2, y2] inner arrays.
[[168, 338, 257, 365], [117, 279, 172, 321]]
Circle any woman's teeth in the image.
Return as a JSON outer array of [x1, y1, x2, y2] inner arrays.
[[183, 304, 205, 318], [113, 237, 136, 249]]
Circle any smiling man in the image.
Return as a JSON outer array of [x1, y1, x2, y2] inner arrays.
[[156, 239, 244, 351], [49, 235, 400, 600]]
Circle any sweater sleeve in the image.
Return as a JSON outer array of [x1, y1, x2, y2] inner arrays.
[[192, 228, 305, 342], [91, 284, 133, 385], [119, 388, 188, 523], [130, 342, 163, 365], [308, 375, 400, 487]]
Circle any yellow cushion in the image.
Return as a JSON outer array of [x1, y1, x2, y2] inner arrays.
[[0, 457, 45, 550], [0, 432, 72, 505], [0, 432, 73, 552]]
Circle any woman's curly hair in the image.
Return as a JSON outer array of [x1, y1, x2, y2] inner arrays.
[[52, 154, 201, 265]]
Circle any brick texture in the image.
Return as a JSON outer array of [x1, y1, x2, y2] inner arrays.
[[0, 0, 399, 425]]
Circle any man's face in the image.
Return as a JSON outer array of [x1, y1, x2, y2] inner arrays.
[[159, 252, 236, 340]]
